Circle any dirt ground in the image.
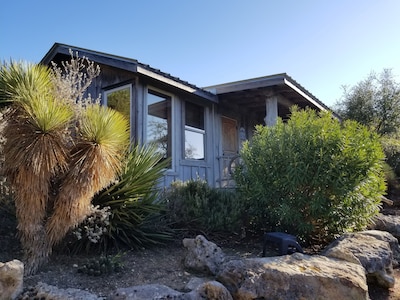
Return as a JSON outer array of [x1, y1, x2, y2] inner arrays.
[[1, 210, 400, 299]]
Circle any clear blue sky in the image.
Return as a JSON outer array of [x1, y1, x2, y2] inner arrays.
[[1, 0, 399, 108]]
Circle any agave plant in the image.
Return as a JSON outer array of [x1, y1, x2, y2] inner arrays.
[[88, 143, 172, 251]]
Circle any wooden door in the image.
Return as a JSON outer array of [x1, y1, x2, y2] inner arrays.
[[220, 117, 238, 187], [221, 117, 238, 156]]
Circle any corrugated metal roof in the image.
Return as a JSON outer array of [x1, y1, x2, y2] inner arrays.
[[41, 43, 333, 114], [41, 43, 218, 102]]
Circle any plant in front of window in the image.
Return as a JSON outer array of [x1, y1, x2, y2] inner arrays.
[[233, 107, 386, 244], [87, 143, 172, 252], [163, 178, 242, 233], [0, 54, 129, 274]]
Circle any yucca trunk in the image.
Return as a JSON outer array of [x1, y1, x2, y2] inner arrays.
[[46, 142, 123, 247], [46, 105, 129, 252], [3, 109, 70, 274]]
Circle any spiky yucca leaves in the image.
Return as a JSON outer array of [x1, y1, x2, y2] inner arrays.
[[89, 144, 171, 251], [46, 105, 129, 250], [0, 61, 53, 105], [1, 62, 74, 274]]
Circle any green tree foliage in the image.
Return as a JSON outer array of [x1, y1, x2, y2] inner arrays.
[[0, 56, 129, 274], [335, 69, 400, 136], [234, 108, 386, 243]]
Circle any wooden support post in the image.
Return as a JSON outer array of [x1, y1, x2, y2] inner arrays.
[[264, 96, 278, 126]]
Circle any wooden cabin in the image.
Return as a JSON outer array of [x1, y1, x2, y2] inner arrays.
[[41, 43, 332, 188]]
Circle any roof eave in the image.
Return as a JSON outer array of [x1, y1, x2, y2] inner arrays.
[[41, 43, 218, 103]]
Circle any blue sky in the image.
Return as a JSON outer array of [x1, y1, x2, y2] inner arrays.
[[1, 0, 399, 108]]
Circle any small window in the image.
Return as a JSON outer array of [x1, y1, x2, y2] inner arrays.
[[147, 90, 172, 163], [185, 102, 205, 160], [104, 85, 131, 121]]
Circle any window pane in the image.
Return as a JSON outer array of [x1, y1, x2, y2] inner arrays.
[[185, 127, 204, 159], [186, 102, 204, 129], [106, 87, 130, 120], [147, 91, 171, 161], [185, 102, 205, 160]]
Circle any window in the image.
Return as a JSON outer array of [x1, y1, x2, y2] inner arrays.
[[104, 85, 131, 122], [185, 102, 205, 160], [147, 90, 172, 162]]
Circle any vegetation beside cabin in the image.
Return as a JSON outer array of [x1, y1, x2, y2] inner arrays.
[[0, 54, 398, 279]]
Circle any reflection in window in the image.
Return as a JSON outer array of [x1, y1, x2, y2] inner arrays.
[[185, 102, 204, 160], [104, 85, 131, 121], [147, 90, 172, 162]]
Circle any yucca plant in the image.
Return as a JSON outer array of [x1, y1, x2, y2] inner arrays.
[[0, 57, 130, 274], [46, 105, 129, 251], [0, 62, 74, 273], [86, 143, 172, 251]]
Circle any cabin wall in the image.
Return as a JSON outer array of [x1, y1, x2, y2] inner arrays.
[[94, 65, 300, 189], [132, 77, 218, 189]]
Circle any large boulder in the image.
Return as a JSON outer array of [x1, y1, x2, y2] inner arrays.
[[109, 281, 233, 300], [186, 280, 233, 300], [0, 259, 24, 300], [323, 231, 395, 288], [371, 213, 400, 240], [20, 282, 101, 300], [216, 253, 368, 300], [358, 230, 400, 267], [109, 284, 184, 299], [182, 235, 225, 275]]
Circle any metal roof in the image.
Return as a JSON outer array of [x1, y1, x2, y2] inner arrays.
[[41, 43, 334, 115], [204, 73, 331, 112], [41, 43, 218, 103]]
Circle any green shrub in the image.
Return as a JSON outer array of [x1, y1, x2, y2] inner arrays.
[[66, 144, 172, 253], [163, 179, 241, 233], [381, 136, 400, 178], [234, 107, 386, 243], [77, 253, 123, 276], [382, 162, 400, 197]]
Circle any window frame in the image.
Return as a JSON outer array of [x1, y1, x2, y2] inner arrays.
[[145, 87, 175, 170], [184, 101, 206, 161], [103, 83, 133, 135]]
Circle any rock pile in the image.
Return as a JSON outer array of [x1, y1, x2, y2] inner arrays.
[[2, 224, 400, 299]]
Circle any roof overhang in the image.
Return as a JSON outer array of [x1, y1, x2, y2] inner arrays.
[[204, 73, 331, 112], [41, 43, 218, 103], [205, 73, 340, 120]]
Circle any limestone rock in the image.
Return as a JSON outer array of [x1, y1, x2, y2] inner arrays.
[[216, 253, 368, 300], [371, 213, 400, 240], [0, 259, 24, 300], [184, 277, 210, 291], [182, 235, 225, 275], [186, 280, 233, 300], [358, 230, 400, 267], [24, 282, 101, 300], [323, 231, 395, 288], [109, 284, 184, 299]]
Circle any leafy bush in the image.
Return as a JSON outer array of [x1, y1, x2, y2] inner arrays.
[[233, 107, 386, 243], [66, 144, 172, 253], [382, 162, 400, 197], [163, 179, 241, 233], [381, 136, 400, 178]]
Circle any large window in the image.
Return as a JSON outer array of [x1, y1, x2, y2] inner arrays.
[[147, 90, 172, 161], [185, 102, 205, 160], [104, 85, 131, 121]]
